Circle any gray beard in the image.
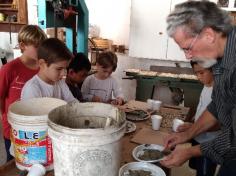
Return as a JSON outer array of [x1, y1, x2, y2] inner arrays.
[[192, 58, 217, 68]]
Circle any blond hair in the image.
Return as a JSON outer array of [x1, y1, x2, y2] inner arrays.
[[18, 25, 47, 46]]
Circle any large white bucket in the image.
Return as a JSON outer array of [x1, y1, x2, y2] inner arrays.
[[48, 102, 126, 176], [8, 98, 67, 171]]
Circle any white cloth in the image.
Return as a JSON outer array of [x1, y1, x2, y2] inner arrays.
[[194, 86, 220, 143], [21, 75, 76, 103], [81, 74, 124, 102]]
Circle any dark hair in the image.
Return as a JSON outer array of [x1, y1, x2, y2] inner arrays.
[[68, 53, 91, 72], [38, 38, 72, 66], [97, 51, 117, 71], [190, 60, 198, 68]]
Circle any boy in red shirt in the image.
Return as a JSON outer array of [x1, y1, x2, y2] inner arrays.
[[0, 25, 47, 162]]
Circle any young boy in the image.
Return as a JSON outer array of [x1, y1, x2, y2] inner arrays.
[[81, 51, 124, 105], [66, 53, 91, 101], [177, 61, 219, 176], [21, 38, 76, 103], [0, 25, 47, 162]]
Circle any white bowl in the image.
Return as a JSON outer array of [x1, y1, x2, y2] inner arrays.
[[132, 144, 165, 163], [119, 162, 166, 176]]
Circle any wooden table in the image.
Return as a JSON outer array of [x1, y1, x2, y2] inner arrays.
[[0, 120, 170, 176], [0, 101, 189, 176]]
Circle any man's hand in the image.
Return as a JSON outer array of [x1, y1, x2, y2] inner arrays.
[[177, 122, 193, 132], [164, 131, 191, 149], [160, 145, 201, 168], [165, 110, 218, 149]]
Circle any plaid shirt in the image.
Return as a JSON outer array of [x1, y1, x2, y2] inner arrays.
[[200, 27, 236, 164]]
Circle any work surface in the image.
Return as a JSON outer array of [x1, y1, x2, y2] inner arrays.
[[0, 121, 170, 176], [0, 101, 190, 176]]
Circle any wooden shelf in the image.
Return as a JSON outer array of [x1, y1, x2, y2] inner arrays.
[[0, 0, 27, 32], [0, 22, 26, 32], [0, 7, 18, 12]]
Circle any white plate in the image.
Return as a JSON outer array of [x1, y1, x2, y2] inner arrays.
[[132, 144, 165, 163], [125, 121, 136, 134], [119, 162, 166, 176]]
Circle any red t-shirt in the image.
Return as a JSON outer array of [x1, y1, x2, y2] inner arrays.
[[0, 58, 39, 139]]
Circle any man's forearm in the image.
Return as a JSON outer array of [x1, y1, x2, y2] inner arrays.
[[188, 145, 202, 158], [186, 110, 218, 139]]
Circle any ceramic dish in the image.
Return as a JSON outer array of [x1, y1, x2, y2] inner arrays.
[[119, 162, 166, 176], [125, 121, 136, 134], [132, 144, 166, 163], [126, 110, 149, 121]]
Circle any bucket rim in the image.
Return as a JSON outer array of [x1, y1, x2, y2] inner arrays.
[[47, 102, 127, 136], [48, 118, 126, 136], [8, 97, 67, 124]]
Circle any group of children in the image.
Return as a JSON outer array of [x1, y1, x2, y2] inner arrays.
[[0, 25, 124, 162], [0, 25, 219, 176]]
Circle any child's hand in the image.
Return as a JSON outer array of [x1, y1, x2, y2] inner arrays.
[[92, 96, 101, 102], [177, 122, 193, 132], [111, 97, 124, 105]]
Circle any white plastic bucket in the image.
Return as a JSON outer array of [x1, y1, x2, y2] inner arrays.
[[8, 97, 67, 171], [48, 102, 126, 176]]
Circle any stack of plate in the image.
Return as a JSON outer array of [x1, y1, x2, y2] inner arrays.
[[119, 144, 167, 176]]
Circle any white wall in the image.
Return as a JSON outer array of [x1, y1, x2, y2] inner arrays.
[[85, 0, 131, 47]]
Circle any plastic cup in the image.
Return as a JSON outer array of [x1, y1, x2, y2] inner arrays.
[[172, 118, 184, 132], [27, 164, 46, 176], [151, 115, 163, 130], [152, 100, 162, 111], [147, 99, 154, 110]]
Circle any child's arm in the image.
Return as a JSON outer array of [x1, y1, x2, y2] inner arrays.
[[0, 66, 11, 116], [92, 96, 101, 102], [0, 99, 2, 116], [112, 78, 124, 105], [81, 77, 94, 102], [60, 80, 77, 103], [111, 97, 123, 105]]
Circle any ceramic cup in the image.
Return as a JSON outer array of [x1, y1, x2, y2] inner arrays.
[[172, 118, 184, 132], [147, 99, 154, 110], [151, 115, 163, 130], [27, 164, 46, 176], [152, 100, 162, 111]]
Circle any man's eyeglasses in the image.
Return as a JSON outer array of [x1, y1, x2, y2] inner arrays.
[[182, 34, 199, 53]]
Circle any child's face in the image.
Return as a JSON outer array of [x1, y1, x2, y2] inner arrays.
[[40, 59, 69, 84], [193, 64, 213, 86], [68, 69, 89, 84], [96, 64, 113, 79], [20, 43, 38, 60]]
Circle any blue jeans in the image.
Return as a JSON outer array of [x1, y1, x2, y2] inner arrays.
[[218, 160, 236, 176], [4, 138, 14, 162]]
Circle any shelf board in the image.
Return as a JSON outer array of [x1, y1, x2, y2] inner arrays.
[[0, 8, 18, 12], [0, 22, 26, 32]]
